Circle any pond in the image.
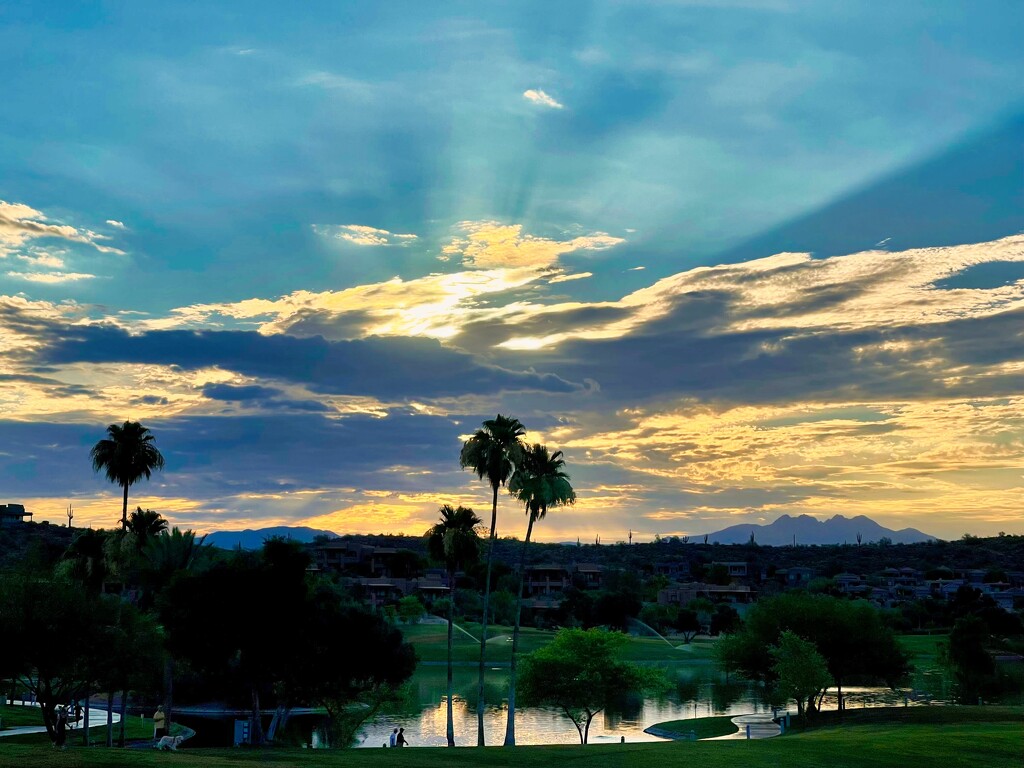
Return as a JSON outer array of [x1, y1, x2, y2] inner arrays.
[[348, 662, 951, 747]]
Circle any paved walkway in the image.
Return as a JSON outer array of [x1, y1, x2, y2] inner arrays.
[[0, 700, 120, 739], [704, 713, 782, 740]]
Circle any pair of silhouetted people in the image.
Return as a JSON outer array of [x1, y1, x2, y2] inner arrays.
[[388, 727, 408, 747]]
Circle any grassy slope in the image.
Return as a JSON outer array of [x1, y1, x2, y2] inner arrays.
[[0, 719, 1020, 768]]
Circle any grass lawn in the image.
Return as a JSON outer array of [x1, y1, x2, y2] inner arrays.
[[0, 704, 45, 728], [0, 712, 1020, 768], [897, 633, 947, 669], [642, 714, 737, 739]]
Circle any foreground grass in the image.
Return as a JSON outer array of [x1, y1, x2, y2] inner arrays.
[[0, 717, 1020, 768]]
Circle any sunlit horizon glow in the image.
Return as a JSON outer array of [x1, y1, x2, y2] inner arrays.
[[1, 2, 1022, 542]]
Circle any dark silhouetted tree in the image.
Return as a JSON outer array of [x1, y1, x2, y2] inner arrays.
[[459, 413, 525, 745], [90, 421, 165, 529]]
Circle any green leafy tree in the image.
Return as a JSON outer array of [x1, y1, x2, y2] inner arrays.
[[504, 443, 576, 745], [518, 629, 665, 744], [459, 413, 525, 745], [770, 630, 832, 721], [282, 590, 416, 748], [0, 574, 125, 742], [425, 504, 482, 746], [90, 421, 166, 529], [715, 593, 909, 713], [397, 594, 426, 624], [944, 615, 995, 703]]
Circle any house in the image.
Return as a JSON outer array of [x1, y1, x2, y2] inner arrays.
[[658, 582, 755, 606], [777, 566, 815, 588], [0, 503, 32, 526], [524, 565, 570, 596], [574, 563, 604, 590], [712, 561, 749, 578]]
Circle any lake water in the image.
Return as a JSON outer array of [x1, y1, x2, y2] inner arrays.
[[350, 662, 948, 747]]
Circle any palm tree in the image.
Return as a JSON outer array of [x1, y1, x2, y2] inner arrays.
[[503, 444, 575, 746], [142, 527, 208, 740], [90, 421, 165, 529], [459, 414, 525, 745], [126, 507, 168, 540], [425, 505, 482, 747]]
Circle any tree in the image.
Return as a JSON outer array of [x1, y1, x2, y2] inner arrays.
[[397, 595, 426, 624], [715, 593, 909, 713], [770, 630, 831, 721], [425, 504, 482, 746], [90, 421, 165, 529], [459, 413, 525, 745], [518, 629, 664, 744], [283, 590, 416, 748], [126, 507, 168, 543], [0, 573, 122, 741], [146, 526, 209, 731], [673, 609, 701, 643], [944, 615, 995, 703], [504, 443, 575, 745]]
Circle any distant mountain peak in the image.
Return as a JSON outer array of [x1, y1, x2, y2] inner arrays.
[[700, 514, 935, 546]]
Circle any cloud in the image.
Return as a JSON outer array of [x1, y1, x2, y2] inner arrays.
[[7, 271, 95, 283], [293, 70, 374, 96], [105, 220, 126, 229], [523, 89, 564, 109], [314, 224, 418, 247], [0, 200, 125, 255], [549, 272, 593, 284], [441, 221, 624, 270], [29, 322, 583, 400]]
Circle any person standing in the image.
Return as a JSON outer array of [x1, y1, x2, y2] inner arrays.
[[153, 705, 167, 740], [396, 727, 408, 747], [389, 727, 398, 747]]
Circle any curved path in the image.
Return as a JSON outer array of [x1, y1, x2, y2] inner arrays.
[[703, 713, 782, 740], [0, 701, 120, 739]]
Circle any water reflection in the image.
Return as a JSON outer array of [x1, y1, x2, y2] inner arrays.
[[353, 664, 776, 747]]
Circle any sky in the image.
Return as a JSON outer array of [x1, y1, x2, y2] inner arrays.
[[2, 1, 1023, 542]]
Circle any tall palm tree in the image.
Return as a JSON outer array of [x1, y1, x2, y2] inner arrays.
[[90, 421, 165, 529], [503, 444, 575, 746], [425, 505, 482, 747], [459, 414, 525, 746]]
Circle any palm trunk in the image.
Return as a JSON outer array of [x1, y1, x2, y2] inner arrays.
[[446, 569, 456, 747], [106, 690, 114, 747], [121, 484, 129, 529], [118, 688, 127, 746], [82, 687, 90, 747], [503, 511, 535, 746], [163, 657, 173, 739], [251, 685, 265, 745], [476, 483, 499, 746]]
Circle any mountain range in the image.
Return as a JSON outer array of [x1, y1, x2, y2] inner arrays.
[[201, 514, 935, 550], [700, 514, 936, 545]]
